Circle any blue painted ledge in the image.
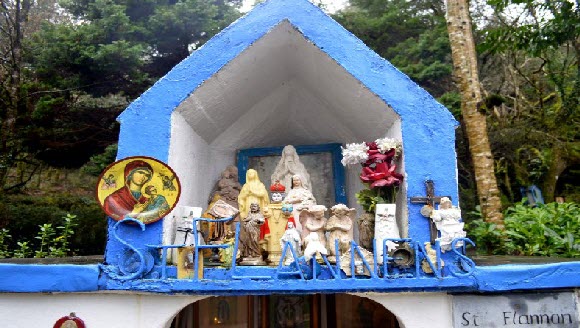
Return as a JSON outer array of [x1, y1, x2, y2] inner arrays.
[[1, 262, 580, 294], [473, 262, 580, 292], [0, 264, 99, 293]]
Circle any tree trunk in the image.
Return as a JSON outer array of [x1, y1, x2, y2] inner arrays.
[[446, 0, 504, 227]]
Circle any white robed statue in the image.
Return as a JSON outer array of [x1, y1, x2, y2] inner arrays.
[[271, 145, 312, 192]]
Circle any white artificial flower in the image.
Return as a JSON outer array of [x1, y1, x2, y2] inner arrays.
[[375, 137, 402, 156], [341, 142, 369, 166]]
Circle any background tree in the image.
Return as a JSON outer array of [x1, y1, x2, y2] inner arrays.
[[445, 0, 504, 226], [480, 0, 580, 203]]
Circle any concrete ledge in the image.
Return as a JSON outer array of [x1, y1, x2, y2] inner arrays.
[[0, 264, 100, 292], [474, 261, 580, 292]]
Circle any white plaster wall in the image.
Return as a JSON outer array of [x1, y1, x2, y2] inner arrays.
[[0, 293, 207, 328], [0, 292, 451, 328]]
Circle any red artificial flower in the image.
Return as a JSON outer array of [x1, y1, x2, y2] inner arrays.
[[364, 142, 396, 164], [360, 161, 403, 188]]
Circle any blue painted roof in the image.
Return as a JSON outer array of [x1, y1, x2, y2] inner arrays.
[[112, 0, 460, 266]]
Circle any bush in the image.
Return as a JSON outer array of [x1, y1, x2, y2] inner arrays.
[[468, 201, 580, 257], [0, 194, 107, 256]]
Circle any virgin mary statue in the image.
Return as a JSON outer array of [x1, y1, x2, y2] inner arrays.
[[238, 169, 270, 220], [271, 145, 312, 192]]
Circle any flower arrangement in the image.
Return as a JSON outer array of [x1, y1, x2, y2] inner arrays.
[[342, 138, 403, 212]]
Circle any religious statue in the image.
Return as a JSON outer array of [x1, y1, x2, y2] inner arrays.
[[261, 181, 294, 265], [357, 212, 375, 251], [202, 166, 242, 243], [325, 204, 356, 262], [284, 174, 317, 229], [209, 165, 242, 209], [299, 205, 327, 250], [270, 180, 286, 204], [238, 203, 266, 265], [271, 145, 313, 191], [303, 232, 328, 262], [238, 169, 270, 220], [280, 222, 302, 265], [375, 204, 400, 263], [429, 197, 466, 252], [219, 231, 236, 268]]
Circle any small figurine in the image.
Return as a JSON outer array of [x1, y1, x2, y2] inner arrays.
[[219, 231, 237, 268], [325, 204, 356, 262], [374, 204, 400, 263], [284, 175, 317, 225], [299, 205, 328, 249], [303, 232, 328, 262], [270, 180, 286, 203], [238, 169, 270, 220], [430, 197, 466, 252], [271, 145, 313, 192], [262, 182, 294, 265], [209, 165, 242, 209], [357, 212, 374, 251], [238, 203, 266, 265], [280, 222, 302, 265]]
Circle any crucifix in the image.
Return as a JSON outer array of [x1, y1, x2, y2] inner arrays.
[[410, 180, 451, 244]]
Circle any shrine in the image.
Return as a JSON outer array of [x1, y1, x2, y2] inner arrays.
[[1, 0, 579, 327]]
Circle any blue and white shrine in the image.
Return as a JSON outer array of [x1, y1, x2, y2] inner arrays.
[[1, 0, 579, 327]]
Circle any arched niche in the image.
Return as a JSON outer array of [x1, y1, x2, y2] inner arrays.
[[169, 293, 401, 328], [167, 21, 406, 237]]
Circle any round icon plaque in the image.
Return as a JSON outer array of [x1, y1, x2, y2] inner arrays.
[[53, 313, 85, 328], [96, 156, 181, 224]]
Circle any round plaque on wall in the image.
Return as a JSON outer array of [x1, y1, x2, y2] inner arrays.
[[53, 313, 85, 328], [96, 156, 181, 224]]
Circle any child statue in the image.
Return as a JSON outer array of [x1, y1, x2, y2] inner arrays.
[[260, 181, 291, 265], [280, 222, 302, 265], [325, 204, 356, 262], [284, 174, 316, 229], [271, 145, 313, 192], [239, 203, 266, 265], [299, 205, 328, 250], [303, 232, 328, 262]]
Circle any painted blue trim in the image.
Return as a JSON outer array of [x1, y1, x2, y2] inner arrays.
[[473, 262, 580, 292], [0, 264, 99, 292], [237, 143, 347, 204], [0, 260, 579, 293]]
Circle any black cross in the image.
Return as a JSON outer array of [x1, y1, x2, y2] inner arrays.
[[410, 180, 451, 244]]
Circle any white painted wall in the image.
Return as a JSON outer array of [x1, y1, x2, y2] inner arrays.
[[0, 292, 451, 328]]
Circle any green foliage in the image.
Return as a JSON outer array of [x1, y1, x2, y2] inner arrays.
[[355, 188, 386, 213], [334, 0, 453, 97], [49, 214, 78, 257], [468, 201, 580, 257], [13, 242, 32, 258], [479, 0, 580, 203], [438, 92, 462, 119], [34, 223, 56, 258], [2, 213, 84, 258], [0, 228, 11, 258], [1, 194, 106, 255], [81, 144, 118, 176]]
